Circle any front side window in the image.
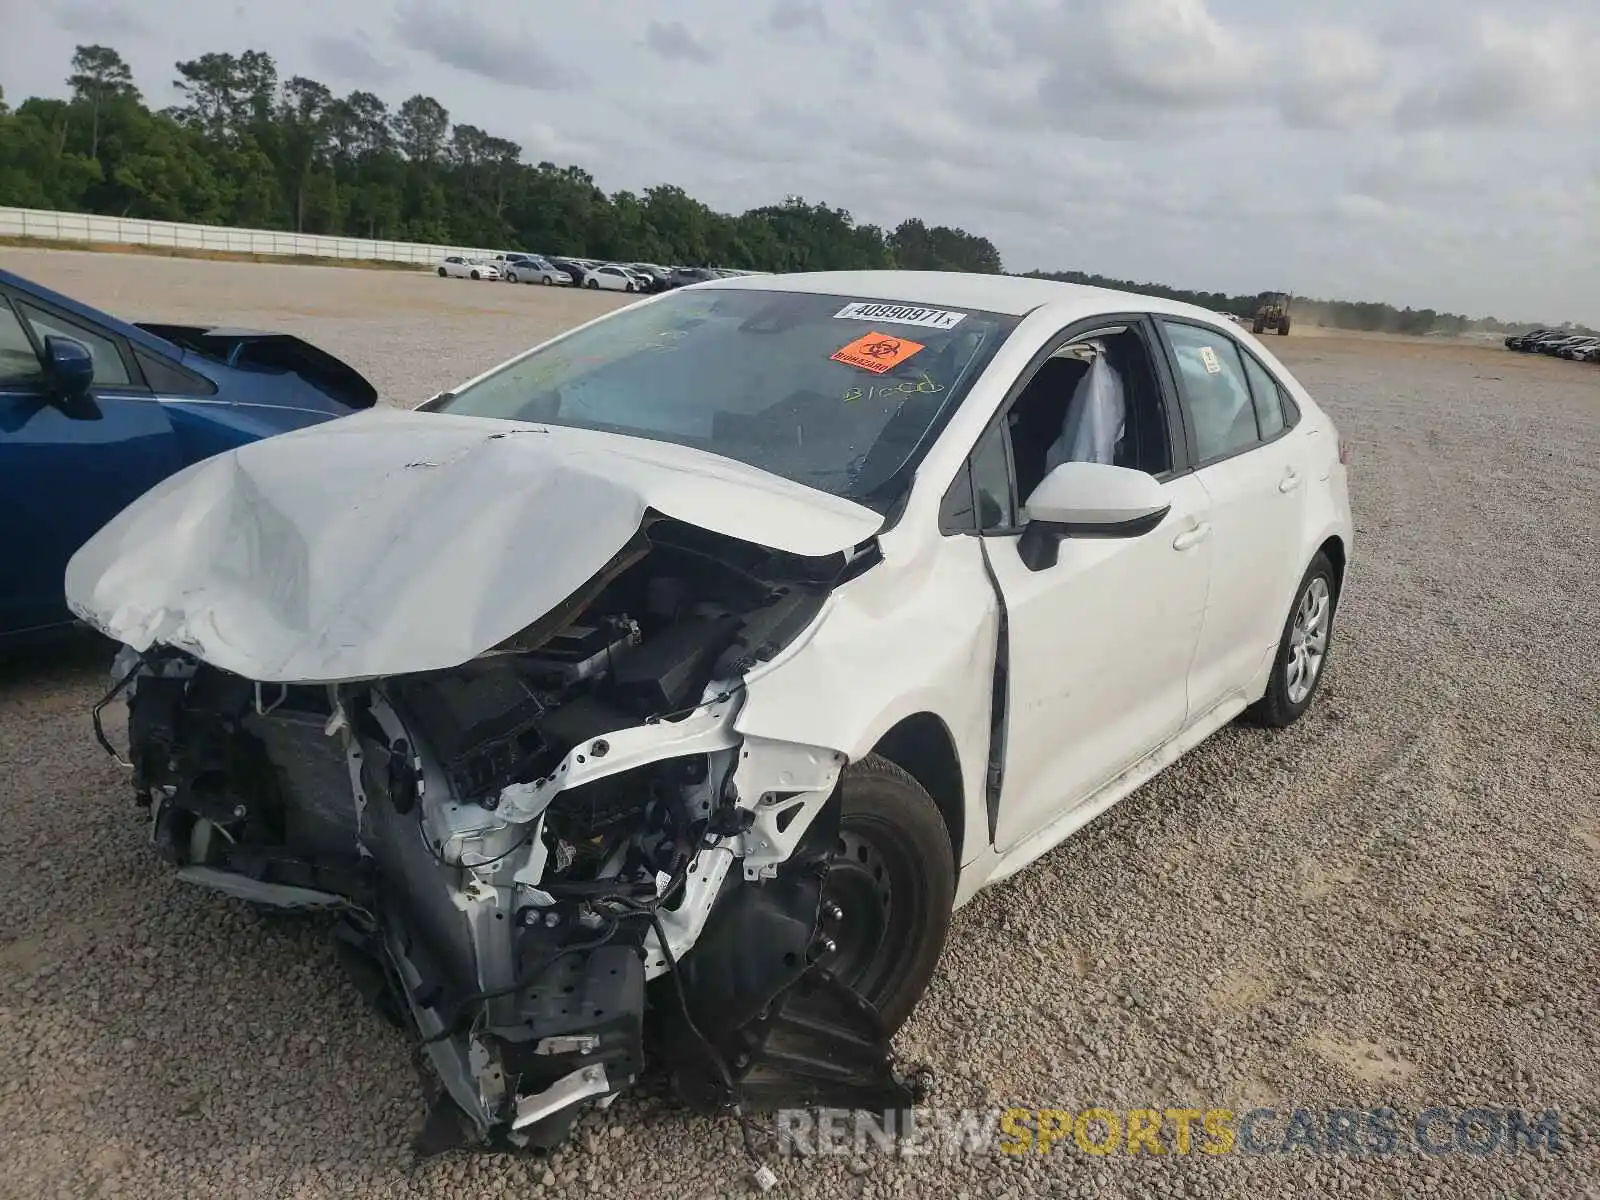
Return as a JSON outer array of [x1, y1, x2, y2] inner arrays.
[[969, 422, 1015, 530], [17, 302, 132, 386], [1161, 321, 1256, 462], [0, 298, 44, 385], [436, 288, 1019, 510]]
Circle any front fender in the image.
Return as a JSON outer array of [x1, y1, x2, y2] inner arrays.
[[733, 535, 998, 866]]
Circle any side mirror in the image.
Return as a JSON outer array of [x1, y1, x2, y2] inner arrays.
[[1017, 462, 1172, 571], [44, 335, 95, 401]]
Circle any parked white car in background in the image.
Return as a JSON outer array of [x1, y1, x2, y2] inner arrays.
[[503, 256, 572, 286], [437, 256, 500, 280], [65, 271, 1352, 1152], [583, 263, 644, 292]]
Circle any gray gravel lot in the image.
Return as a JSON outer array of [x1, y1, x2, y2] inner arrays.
[[1, 249, 1596, 1199]]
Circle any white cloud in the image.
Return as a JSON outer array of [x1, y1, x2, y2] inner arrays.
[[393, 1, 582, 90], [644, 20, 717, 65], [0, 0, 1595, 322], [1279, 26, 1399, 130], [1397, 15, 1599, 129]]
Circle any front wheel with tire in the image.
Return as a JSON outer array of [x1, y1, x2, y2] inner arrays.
[[586, 279, 599, 289], [436, 267, 446, 277], [1251, 553, 1337, 727], [470, 270, 480, 280], [815, 754, 954, 1033]]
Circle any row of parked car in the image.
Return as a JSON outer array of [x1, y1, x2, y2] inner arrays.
[[436, 253, 760, 293], [1504, 328, 1600, 362]]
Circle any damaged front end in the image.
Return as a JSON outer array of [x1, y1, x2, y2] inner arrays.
[[106, 518, 921, 1152]]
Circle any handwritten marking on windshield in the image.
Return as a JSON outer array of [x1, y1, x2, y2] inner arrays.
[[842, 373, 946, 403]]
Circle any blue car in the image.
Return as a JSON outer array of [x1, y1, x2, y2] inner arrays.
[[0, 267, 377, 643]]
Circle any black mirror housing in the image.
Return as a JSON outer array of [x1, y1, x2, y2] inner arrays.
[[1017, 504, 1172, 572], [44, 335, 95, 400]]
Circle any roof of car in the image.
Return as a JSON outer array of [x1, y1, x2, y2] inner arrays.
[[702, 269, 1224, 322]]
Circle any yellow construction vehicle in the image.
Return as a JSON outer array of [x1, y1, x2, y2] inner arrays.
[[1252, 292, 1293, 336]]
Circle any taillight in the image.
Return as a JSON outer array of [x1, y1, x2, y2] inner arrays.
[[1338, 439, 1352, 466]]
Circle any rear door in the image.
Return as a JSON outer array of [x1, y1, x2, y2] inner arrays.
[[1157, 319, 1311, 716], [0, 291, 182, 636]]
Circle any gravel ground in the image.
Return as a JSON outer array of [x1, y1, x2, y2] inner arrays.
[[1, 249, 1596, 1200]]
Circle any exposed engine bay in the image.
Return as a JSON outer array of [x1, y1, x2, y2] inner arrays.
[[104, 517, 922, 1152]]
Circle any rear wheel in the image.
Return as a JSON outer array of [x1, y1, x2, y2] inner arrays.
[[815, 755, 954, 1032], [1251, 553, 1337, 728]]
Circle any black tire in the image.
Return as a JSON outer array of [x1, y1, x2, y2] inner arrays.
[[436, 267, 446, 277], [1278, 321, 1291, 336], [541, 276, 552, 285], [625, 282, 635, 293], [1252, 320, 1266, 334], [817, 754, 954, 1033], [1250, 553, 1338, 728], [470, 270, 480, 280], [587, 279, 599, 289]]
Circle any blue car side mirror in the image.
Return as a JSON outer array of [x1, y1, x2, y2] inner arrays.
[[44, 335, 95, 400]]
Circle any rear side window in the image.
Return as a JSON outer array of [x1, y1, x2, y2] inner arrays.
[[1161, 321, 1256, 462], [1240, 352, 1288, 440], [17, 302, 132, 386]]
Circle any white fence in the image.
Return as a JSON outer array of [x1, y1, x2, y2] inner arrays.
[[0, 206, 496, 266]]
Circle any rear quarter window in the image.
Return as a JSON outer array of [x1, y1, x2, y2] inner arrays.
[[135, 347, 218, 396]]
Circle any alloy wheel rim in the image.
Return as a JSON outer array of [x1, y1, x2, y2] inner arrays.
[[1285, 576, 1331, 705]]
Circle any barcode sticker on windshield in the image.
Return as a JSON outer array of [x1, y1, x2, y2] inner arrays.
[[1199, 346, 1223, 374], [834, 302, 966, 330]]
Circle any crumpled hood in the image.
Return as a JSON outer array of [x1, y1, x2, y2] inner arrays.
[[65, 408, 882, 682]]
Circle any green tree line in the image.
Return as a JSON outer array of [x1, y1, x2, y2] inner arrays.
[[0, 44, 1000, 274], [0, 44, 1566, 332]]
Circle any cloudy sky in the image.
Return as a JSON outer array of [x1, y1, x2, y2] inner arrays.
[[4, 0, 1597, 323]]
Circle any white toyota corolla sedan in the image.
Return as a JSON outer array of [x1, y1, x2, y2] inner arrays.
[[66, 271, 1352, 1153]]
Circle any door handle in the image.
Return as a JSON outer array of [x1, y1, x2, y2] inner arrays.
[[1172, 522, 1212, 551], [1278, 470, 1302, 493]]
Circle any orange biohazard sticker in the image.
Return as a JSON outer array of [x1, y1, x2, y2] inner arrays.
[[830, 330, 926, 375]]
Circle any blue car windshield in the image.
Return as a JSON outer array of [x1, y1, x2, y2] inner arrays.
[[433, 288, 1018, 510]]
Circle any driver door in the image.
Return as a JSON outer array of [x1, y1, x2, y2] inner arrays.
[[967, 322, 1214, 853], [0, 293, 180, 637]]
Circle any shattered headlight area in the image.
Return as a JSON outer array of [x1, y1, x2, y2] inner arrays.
[[101, 525, 925, 1154]]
